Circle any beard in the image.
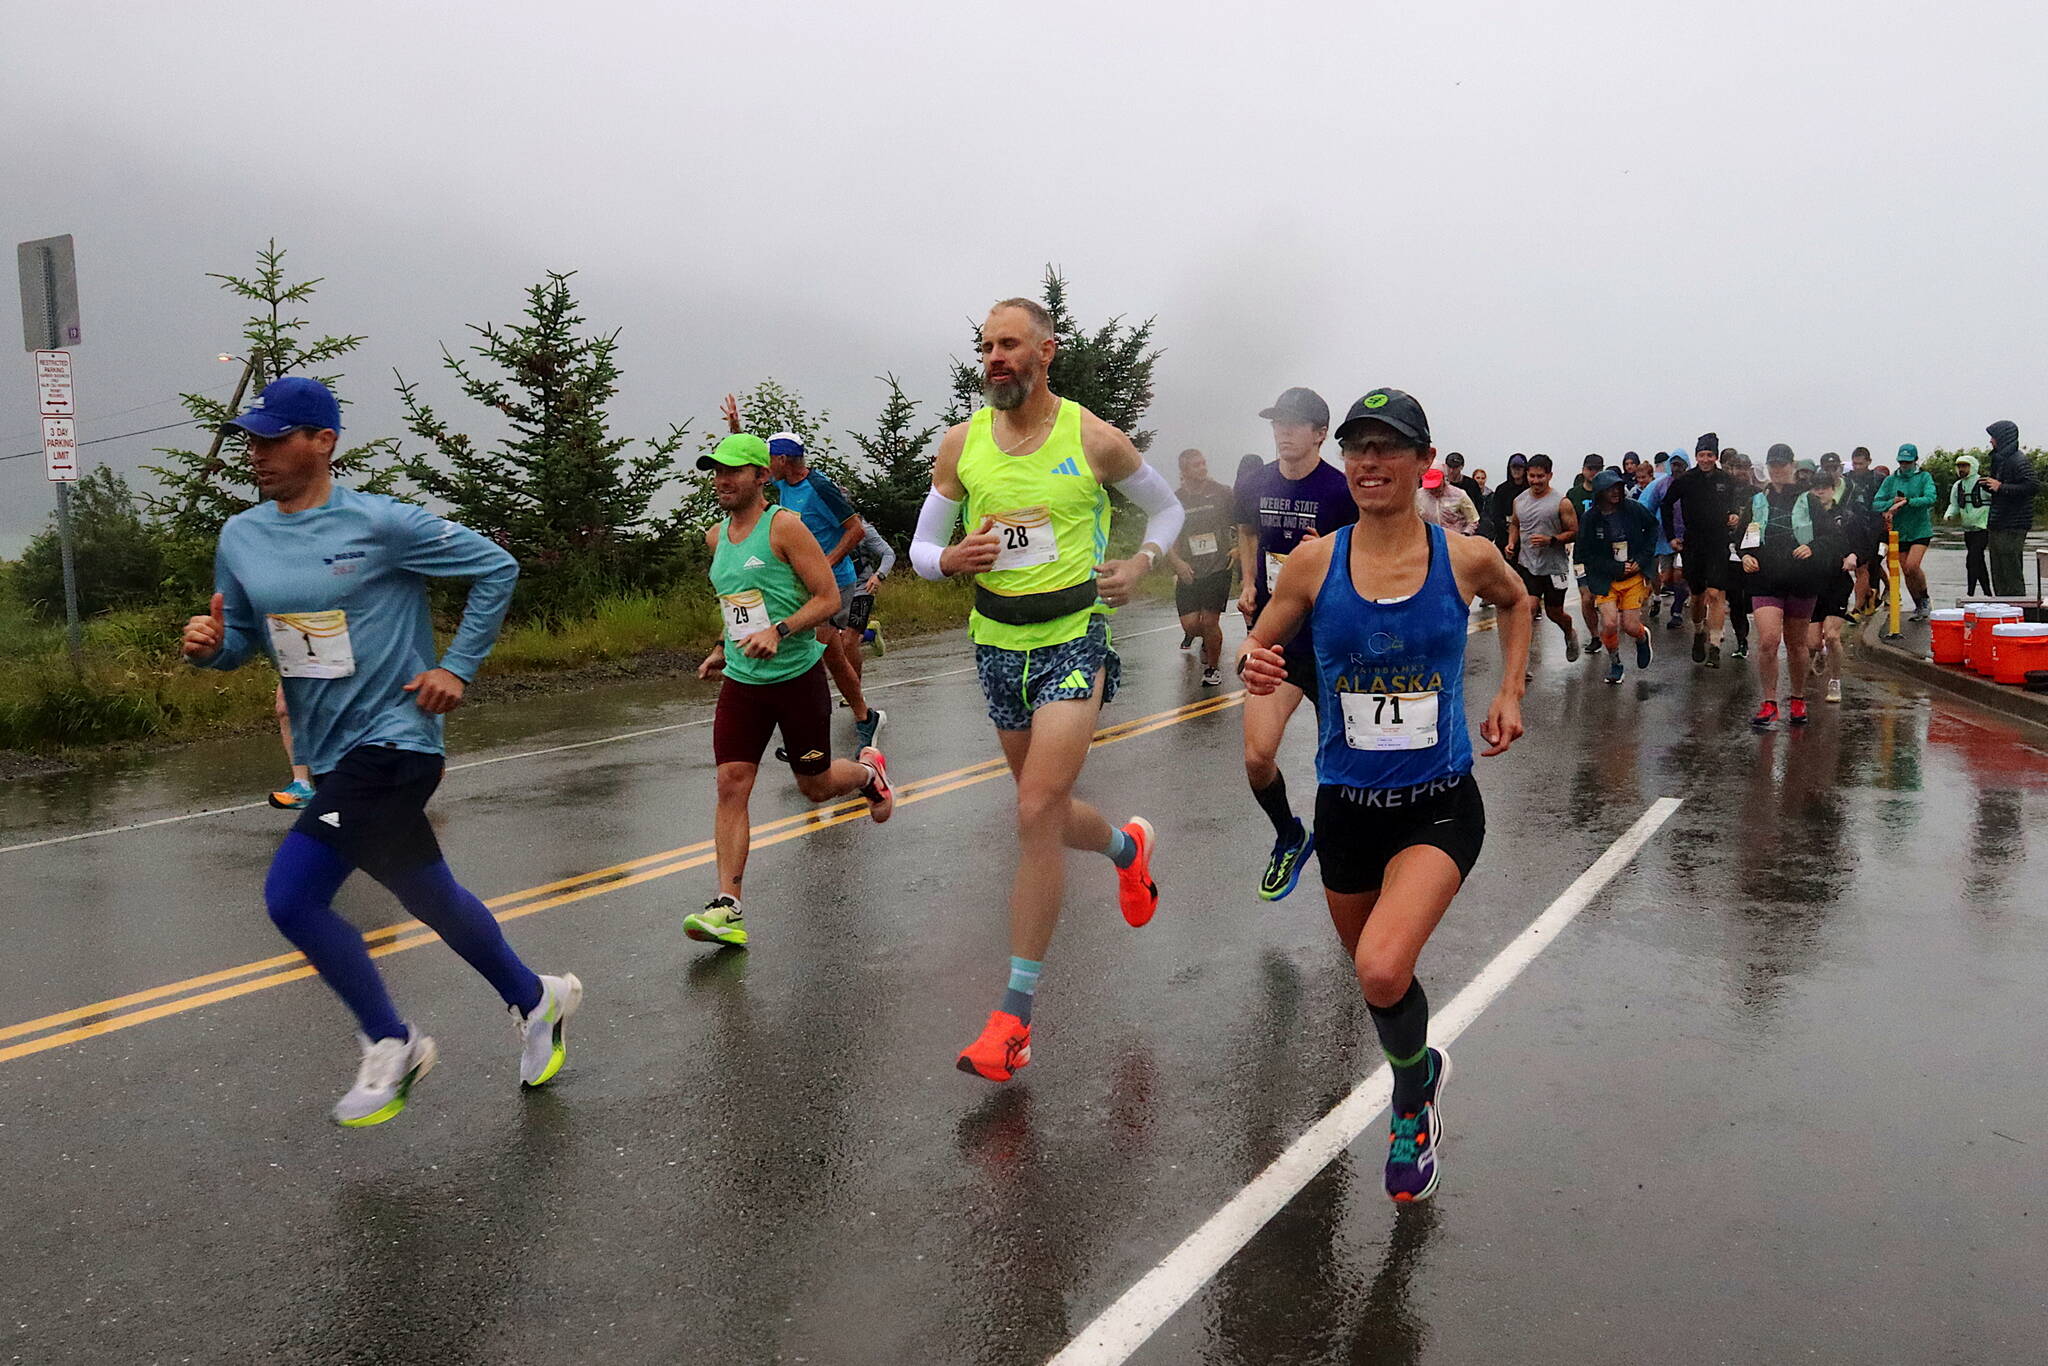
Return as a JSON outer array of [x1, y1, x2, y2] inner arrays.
[[984, 366, 1032, 411]]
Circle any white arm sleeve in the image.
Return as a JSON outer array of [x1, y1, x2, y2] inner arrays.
[[1114, 462, 1184, 559], [909, 489, 963, 580]]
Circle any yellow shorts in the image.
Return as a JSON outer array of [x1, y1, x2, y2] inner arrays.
[[1597, 573, 1651, 613]]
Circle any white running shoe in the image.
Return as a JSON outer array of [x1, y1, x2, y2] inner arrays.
[[334, 1030, 437, 1127], [515, 973, 583, 1088]]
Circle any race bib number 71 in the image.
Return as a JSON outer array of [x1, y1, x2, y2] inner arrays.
[[1339, 691, 1440, 752], [267, 610, 355, 679]]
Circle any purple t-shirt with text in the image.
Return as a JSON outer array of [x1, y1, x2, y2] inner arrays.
[[1234, 458, 1359, 607]]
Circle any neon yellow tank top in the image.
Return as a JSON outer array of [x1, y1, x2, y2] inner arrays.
[[956, 400, 1110, 649]]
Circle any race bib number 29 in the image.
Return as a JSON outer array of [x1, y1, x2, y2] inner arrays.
[[1339, 691, 1440, 752], [720, 590, 768, 643], [990, 506, 1058, 571], [267, 610, 355, 679]]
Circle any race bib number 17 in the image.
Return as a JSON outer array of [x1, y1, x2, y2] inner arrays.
[[1339, 691, 1440, 752], [267, 610, 355, 679]]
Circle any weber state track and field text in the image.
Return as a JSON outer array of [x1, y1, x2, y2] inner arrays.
[[6, 298, 2043, 1364]]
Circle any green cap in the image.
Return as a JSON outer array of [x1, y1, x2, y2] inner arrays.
[[697, 433, 770, 471]]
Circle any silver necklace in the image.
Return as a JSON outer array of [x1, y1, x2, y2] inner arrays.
[[993, 406, 1056, 456]]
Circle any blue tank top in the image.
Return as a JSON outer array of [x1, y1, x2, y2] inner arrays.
[[1313, 523, 1473, 790]]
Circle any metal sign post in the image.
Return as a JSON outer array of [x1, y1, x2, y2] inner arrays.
[[19, 235, 84, 667]]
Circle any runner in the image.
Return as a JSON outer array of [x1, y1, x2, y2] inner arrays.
[[1739, 445, 1816, 727], [1802, 471, 1860, 704], [1723, 452, 1756, 661], [1947, 453, 1993, 597], [1237, 386, 1528, 1202], [1662, 434, 1740, 668], [1640, 451, 1689, 630], [1874, 444, 1938, 623], [1234, 386, 1359, 900], [1504, 454, 1580, 667], [841, 517, 896, 676], [1566, 454, 1607, 654], [1417, 466, 1481, 535], [684, 435, 896, 948], [720, 395, 888, 749], [1443, 452, 1484, 512], [1842, 446, 1886, 615], [269, 683, 316, 809], [1575, 470, 1660, 683], [1486, 454, 1529, 557], [179, 376, 580, 1127], [1168, 447, 1236, 686], [908, 296, 1181, 1082]]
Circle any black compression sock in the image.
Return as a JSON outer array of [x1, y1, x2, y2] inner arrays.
[[1252, 774, 1298, 841], [1369, 978, 1433, 1113]]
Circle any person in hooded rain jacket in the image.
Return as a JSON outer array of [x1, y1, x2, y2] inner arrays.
[[1982, 420, 2037, 595], [1873, 444, 1938, 622], [1946, 453, 1993, 597]]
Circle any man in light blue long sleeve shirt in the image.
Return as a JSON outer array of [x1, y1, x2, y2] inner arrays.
[[180, 377, 583, 1128]]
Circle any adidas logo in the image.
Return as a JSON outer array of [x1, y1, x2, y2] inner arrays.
[[318, 811, 341, 828], [742, 555, 767, 568], [1052, 457, 1083, 476], [1060, 670, 1090, 689]]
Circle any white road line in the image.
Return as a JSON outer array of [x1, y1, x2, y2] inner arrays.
[[0, 625, 1183, 856], [1047, 795, 1685, 1366]]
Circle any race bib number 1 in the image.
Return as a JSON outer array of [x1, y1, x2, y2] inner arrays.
[[720, 590, 768, 643], [990, 506, 1058, 571], [267, 610, 355, 679], [1339, 691, 1440, 752]]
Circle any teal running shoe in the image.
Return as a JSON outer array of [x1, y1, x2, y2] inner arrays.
[[1384, 1047, 1450, 1203], [269, 777, 316, 810], [1258, 821, 1315, 902]]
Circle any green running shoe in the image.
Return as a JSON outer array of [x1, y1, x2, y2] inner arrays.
[[683, 895, 748, 948], [1258, 821, 1315, 902]]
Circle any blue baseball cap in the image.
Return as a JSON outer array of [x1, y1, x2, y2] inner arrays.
[[766, 431, 805, 458], [223, 376, 342, 438]]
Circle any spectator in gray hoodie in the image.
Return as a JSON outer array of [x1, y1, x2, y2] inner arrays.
[[1983, 420, 2036, 595]]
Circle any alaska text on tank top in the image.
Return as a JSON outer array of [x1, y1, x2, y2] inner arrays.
[[1313, 523, 1473, 790]]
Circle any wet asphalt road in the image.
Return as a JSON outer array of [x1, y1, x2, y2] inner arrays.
[[3, 601, 2046, 1365]]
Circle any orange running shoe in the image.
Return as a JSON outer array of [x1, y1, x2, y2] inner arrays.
[[956, 1010, 1032, 1082], [1116, 816, 1159, 927], [857, 745, 894, 823]]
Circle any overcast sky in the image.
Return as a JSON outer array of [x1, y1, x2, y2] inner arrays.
[[3, 0, 2042, 553]]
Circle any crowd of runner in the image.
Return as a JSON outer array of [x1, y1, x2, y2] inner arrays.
[[178, 297, 2027, 1208]]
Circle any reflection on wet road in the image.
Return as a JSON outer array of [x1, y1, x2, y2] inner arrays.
[[3, 608, 2043, 1364]]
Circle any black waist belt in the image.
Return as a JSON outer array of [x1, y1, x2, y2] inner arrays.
[[975, 579, 1098, 625]]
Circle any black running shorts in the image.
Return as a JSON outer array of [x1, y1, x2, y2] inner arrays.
[[1314, 773, 1486, 895], [1516, 563, 1567, 610], [1175, 568, 1232, 616], [1680, 543, 1736, 596], [295, 744, 446, 879]]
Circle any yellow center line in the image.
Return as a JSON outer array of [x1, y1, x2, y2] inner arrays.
[[0, 691, 1244, 1064]]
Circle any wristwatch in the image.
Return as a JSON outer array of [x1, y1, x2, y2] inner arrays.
[[774, 620, 792, 639]]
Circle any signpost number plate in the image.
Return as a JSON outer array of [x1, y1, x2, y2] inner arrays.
[[18, 235, 82, 351], [35, 349, 72, 415], [43, 416, 78, 481]]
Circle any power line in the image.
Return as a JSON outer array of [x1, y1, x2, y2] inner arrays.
[[1, 419, 200, 463], [0, 383, 238, 449]]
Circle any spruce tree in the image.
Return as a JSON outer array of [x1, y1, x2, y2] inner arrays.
[[142, 241, 397, 582], [845, 374, 941, 547], [393, 271, 688, 604]]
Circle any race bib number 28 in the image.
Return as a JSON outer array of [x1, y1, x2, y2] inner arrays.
[[990, 506, 1058, 571], [1339, 691, 1440, 752], [267, 610, 355, 679]]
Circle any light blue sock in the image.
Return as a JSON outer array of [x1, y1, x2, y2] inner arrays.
[[1000, 956, 1042, 1023], [1104, 826, 1137, 870]]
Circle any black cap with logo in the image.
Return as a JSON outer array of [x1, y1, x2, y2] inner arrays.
[[1257, 387, 1330, 428], [1332, 388, 1431, 447]]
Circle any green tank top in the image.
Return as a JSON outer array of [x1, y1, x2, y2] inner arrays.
[[956, 399, 1110, 649], [710, 507, 826, 685]]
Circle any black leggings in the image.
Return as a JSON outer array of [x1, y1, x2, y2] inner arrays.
[[1964, 528, 1992, 597]]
